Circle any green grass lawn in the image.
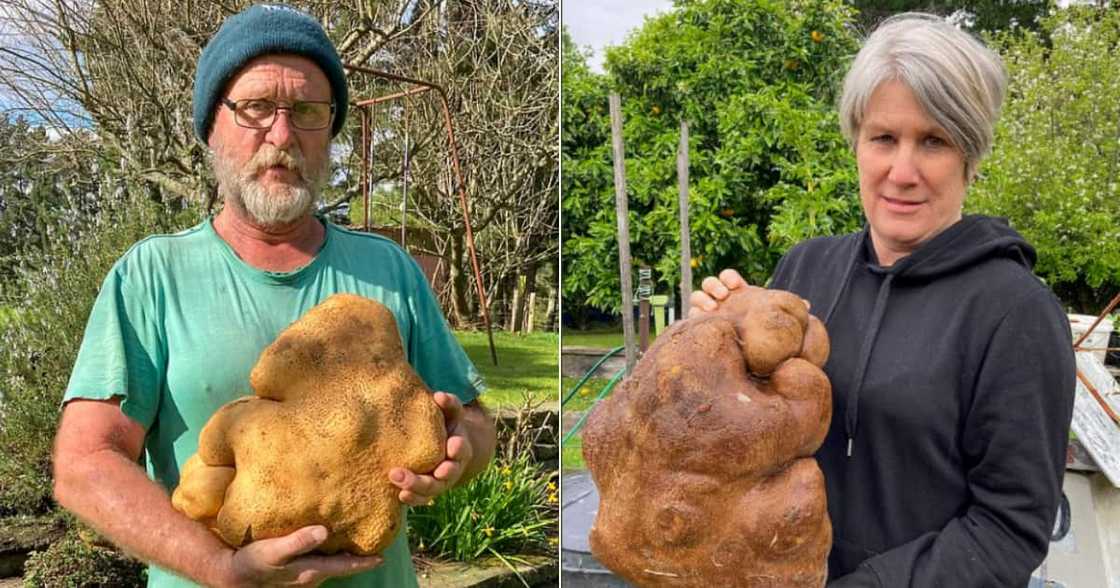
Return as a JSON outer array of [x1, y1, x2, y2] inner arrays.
[[561, 328, 661, 349], [560, 376, 613, 412], [560, 376, 617, 471], [562, 440, 585, 471], [455, 330, 558, 409]]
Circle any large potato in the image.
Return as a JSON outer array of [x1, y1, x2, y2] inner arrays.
[[583, 286, 832, 587], [172, 294, 446, 555]]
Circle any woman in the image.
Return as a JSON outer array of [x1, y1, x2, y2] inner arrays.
[[692, 14, 1075, 587]]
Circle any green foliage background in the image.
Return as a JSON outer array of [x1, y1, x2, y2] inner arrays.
[[563, 1, 1120, 317], [562, 0, 864, 318], [0, 184, 200, 517], [969, 5, 1120, 311], [23, 531, 147, 587]]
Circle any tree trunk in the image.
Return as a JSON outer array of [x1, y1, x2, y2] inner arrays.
[[543, 262, 558, 331], [544, 285, 557, 332], [507, 273, 523, 332], [448, 231, 470, 327], [519, 263, 539, 333]]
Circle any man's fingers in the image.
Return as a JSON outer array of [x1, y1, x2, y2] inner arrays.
[[433, 392, 463, 427], [718, 268, 747, 290], [391, 468, 447, 504], [405, 473, 446, 498], [288, 553, 384, 583], [262, 525, 329, 564], [433, 459, 463, 484], [445, 432, 472, 464], [399, 485, 442, 506], [700, 275, 729, 300]]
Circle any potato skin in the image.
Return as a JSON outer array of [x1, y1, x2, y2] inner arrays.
[[172, 294, 446, 555], [583, 286, 832, 587]]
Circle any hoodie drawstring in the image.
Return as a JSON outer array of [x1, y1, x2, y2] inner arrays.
[[845, 272, 895, 457]]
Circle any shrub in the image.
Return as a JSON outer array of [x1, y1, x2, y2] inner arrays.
[[972, 6, 1120, 311], [0, 187, 199, 516], [22, 531, 146, 588], [409, 403, 557, 562]]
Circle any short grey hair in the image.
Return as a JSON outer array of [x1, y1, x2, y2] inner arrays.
[[838, 13, 1007, 180]]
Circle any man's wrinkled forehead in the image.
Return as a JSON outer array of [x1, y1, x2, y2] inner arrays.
[[224, 54, 333, 100]]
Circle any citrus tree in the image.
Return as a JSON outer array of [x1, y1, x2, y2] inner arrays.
[[562, 0, 863, 316]]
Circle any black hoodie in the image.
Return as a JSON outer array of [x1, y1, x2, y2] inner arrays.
[[769, 215, 1076, 587]]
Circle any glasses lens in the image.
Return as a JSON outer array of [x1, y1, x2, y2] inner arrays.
[[291, 102, 332, 129], [235, 99, 276, 128], [232, 100, 332, 130]]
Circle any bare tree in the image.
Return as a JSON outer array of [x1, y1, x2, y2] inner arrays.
[[358, 0, 558, 327], [0, 0, 558, 329]]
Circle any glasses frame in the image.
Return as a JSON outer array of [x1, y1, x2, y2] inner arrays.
[[220, 97, 336, 131]]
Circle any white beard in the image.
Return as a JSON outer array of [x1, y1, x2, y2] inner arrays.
[[212, 142, 329, 228]]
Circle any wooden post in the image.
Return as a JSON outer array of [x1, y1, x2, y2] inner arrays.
[[609, 94, 638, 373], [678, 119, 692, 319], [526, 292, 537, 333]]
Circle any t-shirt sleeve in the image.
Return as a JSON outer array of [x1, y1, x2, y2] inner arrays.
[[64, 260, 165, 431], [403, 257, 485, 405]]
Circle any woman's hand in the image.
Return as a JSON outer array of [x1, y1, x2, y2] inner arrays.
[[689, 269, 749, 315]]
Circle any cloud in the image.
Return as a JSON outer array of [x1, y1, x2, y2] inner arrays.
[[563, 0, 673, 72]]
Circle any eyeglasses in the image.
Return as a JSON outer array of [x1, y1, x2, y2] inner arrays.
[[221, 98, 335, 131]]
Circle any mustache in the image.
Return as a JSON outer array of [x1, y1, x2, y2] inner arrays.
[[243, 145, 307, 181]]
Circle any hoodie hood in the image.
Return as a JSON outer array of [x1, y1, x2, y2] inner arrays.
[[817, 215, 1037, 456], [871, 215, 1037, 281]]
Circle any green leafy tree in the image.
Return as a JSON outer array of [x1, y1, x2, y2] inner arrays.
[[0, 185, 199, 516], [849, 0, 1049, 33], [971, 5, 1120, 312], [562, 0, 863, 315], [0, 117, 102, 290], [560, 30, 613, 324]]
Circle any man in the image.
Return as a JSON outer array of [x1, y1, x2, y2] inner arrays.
[[51, 5, 496, 587]]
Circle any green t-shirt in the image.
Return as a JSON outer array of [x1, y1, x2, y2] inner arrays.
[[64, 217, 484, 587]]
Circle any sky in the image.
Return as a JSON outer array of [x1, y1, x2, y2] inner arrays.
[[562, 0, 674, 72]]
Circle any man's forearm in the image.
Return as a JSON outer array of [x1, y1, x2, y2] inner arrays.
[[54, 448, 235, 586]]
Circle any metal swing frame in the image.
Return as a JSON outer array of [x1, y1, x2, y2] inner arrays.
[[344, 63, 498, 366]]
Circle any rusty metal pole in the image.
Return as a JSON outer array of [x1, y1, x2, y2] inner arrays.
[[435, 88, 497, 366], [343, 63, 498, 366], [401, 97, 410, 250], [360, 108, 370, 231], [1073, 291, 1120, 350]]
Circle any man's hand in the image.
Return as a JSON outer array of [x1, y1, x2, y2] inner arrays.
[[53, 399, 384, 588], [390, 392, 493, 506], [220, 525, 383, 587], [389, 392, 472, 505], [689, 268, 749, 315]]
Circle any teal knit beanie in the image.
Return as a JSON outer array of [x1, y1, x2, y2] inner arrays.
[[193, 4, 348, 143]]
